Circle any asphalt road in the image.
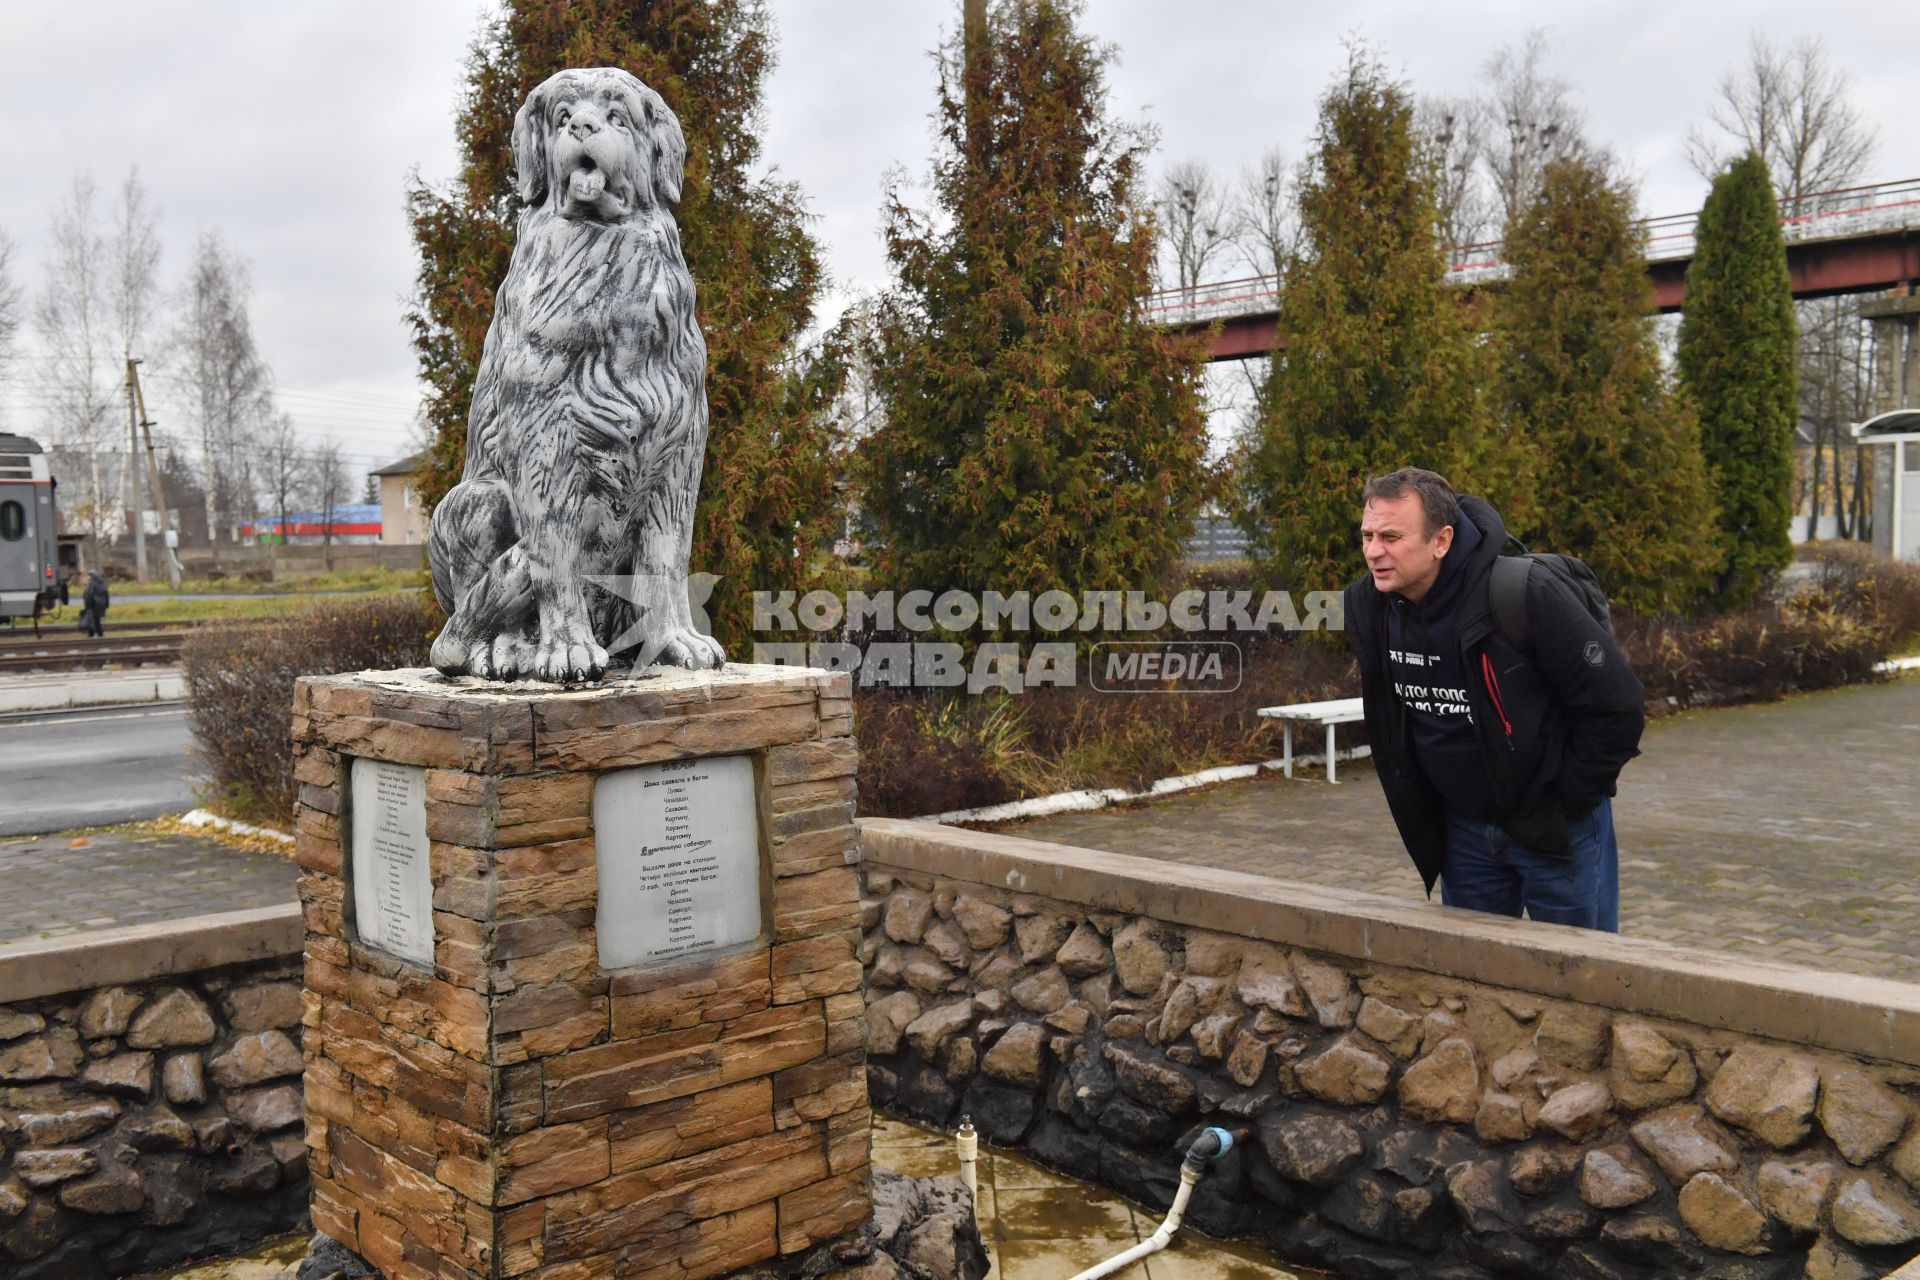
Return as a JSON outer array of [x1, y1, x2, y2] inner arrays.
[[0, 703, 199, 836]]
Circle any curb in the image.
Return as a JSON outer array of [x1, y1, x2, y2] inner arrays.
[[0, 668, 184, 714], [919, 745, 1374, 826], [178, 809, 294, 845]]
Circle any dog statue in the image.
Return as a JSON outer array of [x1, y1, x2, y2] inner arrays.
[[428, 67, 725, 682]]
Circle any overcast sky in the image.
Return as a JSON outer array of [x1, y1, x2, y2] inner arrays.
[[3, 2, 1917, 481]]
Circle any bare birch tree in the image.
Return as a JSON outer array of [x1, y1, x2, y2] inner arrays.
[[1795, 300, 1876, 538], [108, 168, 162, 574], [36, 174, 118, 554], [1481, 31, 1587, 233], [310, 439, 348, 570], [1230, 146, 1297, 279], [260, 411, 307, 550], [178, 234, 271, 545], [1156, 159, 1232, 292], [1217, 147, 1297, 424], [1418, 95, 1496, 251], [0, 231, 22, 406], [1685, 35, 1876, 212], [110, 171, 162, 388]]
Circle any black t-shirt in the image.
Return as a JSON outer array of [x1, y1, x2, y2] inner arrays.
[[1385, 513, 1496, 820]]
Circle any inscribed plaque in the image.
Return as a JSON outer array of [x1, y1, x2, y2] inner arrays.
[[348, 758, 435, 966], [594, 755, 762, 969]]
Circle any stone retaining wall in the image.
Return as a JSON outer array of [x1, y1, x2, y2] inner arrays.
[[859, 818, 1920, 1280], [0, 905, 307, 1278]]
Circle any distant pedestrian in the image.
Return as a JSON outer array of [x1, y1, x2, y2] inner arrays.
[[78, 571, 110, 637], [1343, 467, 1644, 931]]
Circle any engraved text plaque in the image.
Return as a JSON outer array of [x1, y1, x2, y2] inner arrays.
[[349, 758, 435, 966], [594, 756, 762, 969]]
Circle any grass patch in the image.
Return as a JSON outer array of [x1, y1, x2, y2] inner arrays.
[[27, 588, 425, 626], [143, 564, 428, 596]]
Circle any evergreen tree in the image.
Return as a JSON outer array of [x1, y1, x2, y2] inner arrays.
[[405, 0, 843, 649], [861, 0, 1209, 615], [1498, 157, 1717, 615], [1678, 151, 1797, 607], [1240, 48, 1502, 595]]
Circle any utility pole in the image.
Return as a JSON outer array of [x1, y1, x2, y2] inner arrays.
[[124, 358, 149, 583], [128, 360, 182, 589]]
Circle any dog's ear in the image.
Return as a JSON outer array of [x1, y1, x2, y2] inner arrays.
[[512, 82, 551, 206], [644, 90, 687, 209]]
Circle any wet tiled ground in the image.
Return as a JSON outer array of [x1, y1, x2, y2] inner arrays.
[[872, 1115, 1317, 1280], [1000, 676, 1920, 980], [0, 829, 298, 945], [144, 1232, 306, 1279]]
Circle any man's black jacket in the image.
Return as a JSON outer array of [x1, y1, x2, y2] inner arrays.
[[1342, 496, 1645, 894]]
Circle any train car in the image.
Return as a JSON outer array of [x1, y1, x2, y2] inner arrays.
[[0, 433, 64, 622]]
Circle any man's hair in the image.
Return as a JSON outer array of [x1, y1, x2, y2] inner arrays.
[[1363, 467, 1459, 538]]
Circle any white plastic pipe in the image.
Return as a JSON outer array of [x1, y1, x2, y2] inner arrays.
[[955, 1116, 979, 1222], [1064, 1127, 1235, 1280], [1064, 1170, 1199, 1280]]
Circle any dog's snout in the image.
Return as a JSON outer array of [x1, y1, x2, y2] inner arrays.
[[568, 106, 604, 139]]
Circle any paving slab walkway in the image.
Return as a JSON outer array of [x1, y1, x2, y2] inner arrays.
[[0, 830, 299, 946], [995, 675, 1920, 982], [6, 677, 1914, 979]]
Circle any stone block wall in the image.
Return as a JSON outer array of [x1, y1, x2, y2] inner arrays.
[[0, 906, 308, 1278], [860, 819, 1920, 1280], [293, 666, 870, 1280]]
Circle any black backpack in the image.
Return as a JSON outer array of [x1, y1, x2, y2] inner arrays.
[[1489, 549, 1613, 650]]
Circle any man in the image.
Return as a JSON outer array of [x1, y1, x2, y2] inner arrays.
[[79, 570, 110, 638], [1342, 467, 1643, 931]]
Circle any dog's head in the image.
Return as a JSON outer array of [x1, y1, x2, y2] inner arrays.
[[512, 67, 686, 221]]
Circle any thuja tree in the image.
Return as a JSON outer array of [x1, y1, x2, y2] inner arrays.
[[1498, 157, 1717, 615], [406, 0, 843, 649], [1678, 150, 1797, 608], [861, 0, 1210, 616], [1240, 48, 1503, 595]]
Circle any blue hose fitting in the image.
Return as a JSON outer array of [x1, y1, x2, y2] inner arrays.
[[1180, 1126, 1236, 1174]]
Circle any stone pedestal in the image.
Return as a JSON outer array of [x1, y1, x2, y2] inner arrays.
[[290, 665, 869, 1280]]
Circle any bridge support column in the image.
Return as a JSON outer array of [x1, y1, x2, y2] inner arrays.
[[1860, 293, 1920, 412]]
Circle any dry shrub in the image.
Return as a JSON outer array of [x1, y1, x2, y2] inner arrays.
[[855, 633, 1354, 818], [1801, 543, 1920, 648], [182, 594, 437, 823], [1617, 591, 1888, 715]]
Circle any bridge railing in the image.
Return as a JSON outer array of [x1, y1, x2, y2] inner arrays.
[[1143, 176, 1920, 328], [1138, 273, 1282, 326]]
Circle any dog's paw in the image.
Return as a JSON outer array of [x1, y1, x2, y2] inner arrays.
[[531, 636, 609, 683], [482, 634, 536, 681], [650, 628, 725, 671], [431, 629, 473, 676]]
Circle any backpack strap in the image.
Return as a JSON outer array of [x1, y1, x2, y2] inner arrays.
[[1490, 555, 1533, 650]]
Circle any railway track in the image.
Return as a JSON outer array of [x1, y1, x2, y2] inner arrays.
[[0, 625, 191, 674]]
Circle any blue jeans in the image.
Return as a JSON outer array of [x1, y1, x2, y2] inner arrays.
[[1441, 799, 1620, 932]]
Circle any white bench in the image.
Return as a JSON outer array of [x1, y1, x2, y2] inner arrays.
[[1257, 696, 1366, 783]]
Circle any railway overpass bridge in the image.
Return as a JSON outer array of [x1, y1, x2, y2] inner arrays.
[[1148, 176, 1920, 362]]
